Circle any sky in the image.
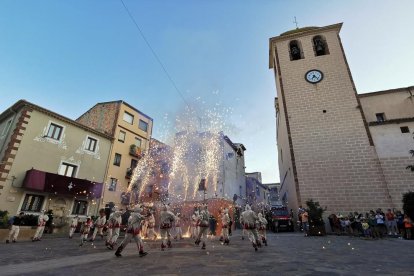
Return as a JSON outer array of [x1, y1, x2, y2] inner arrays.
[[1, 0, 413, 183]]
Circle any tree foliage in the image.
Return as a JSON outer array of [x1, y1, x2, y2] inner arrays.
[[402, 191, 414, 221], [305, 199, 326, 226]]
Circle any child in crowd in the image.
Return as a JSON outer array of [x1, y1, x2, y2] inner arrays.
[[403, 214, 412, 240], [361, 218, 371, 238]]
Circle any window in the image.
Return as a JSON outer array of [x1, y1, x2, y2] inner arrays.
[[256, 186, 260, 196], [1, 119, 12, 136], [376, 113, 386, 122], [21, 194, 45, 212], [239, 185, 242, 196], [123, 112, 134, 124], [46, 123, 63, 140], [114, 153, 122, 166], [401, 126, 410, 133], [138, 120, 148, 132], [289, 40, 303, 61], [313, 35, 329, 56], [58, 163, 77, 177], [109, 178, 117, 191], [85, 136, 97, 152], [118, 130, 126, 143], [130, 159, 138, 169], [135, 137, 142, 148], [72, 200, 88, 215]]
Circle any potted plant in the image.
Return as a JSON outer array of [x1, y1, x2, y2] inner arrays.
[[306, 199, 326, 236]]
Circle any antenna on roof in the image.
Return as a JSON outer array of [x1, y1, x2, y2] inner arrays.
[[293, 16, 299, 29]]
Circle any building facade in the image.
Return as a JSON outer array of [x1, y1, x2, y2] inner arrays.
[[269, 23, 405, 216], [76, 101, 153, 209], [245, 172, 262, 183], [359, 87, 414, 209], [166, 131, 247, 206], [246, 176, 270, 210], [0, 100, 111, 220]]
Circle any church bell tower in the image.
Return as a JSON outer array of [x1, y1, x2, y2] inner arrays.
[[269, 23, 393, 214]]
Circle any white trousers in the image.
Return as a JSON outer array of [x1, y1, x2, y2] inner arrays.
[[247, 228, 259, 244], [147, 227, 157, 239], [8, 225, 20, 241], [91, 226, 104, 240], [69, 226, 76, 237], [34, 226, 45, 239], [222, 227, 229, 240], [197, 226, 208, 243], [107, 227, 120, 245], [175, 226, 182, 238], [120, 233, 144, 251], [258, 228, 267, 240], [160, 228, 171, 245], [191, 225, 198, 238]]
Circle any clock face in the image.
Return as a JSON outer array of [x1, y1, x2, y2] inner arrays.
[[305, 70, 323, 84]]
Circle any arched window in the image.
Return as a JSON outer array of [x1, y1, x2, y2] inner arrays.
[[289, 40, 303, 61], [313, 35, 329, 56]]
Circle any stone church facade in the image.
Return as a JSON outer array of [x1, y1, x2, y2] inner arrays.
[[269, 23, 414, 215]]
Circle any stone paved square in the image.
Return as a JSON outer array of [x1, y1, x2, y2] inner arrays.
[[0, 231, 413, 276]]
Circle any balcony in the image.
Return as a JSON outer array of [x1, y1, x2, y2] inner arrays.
[[125, 167, 133, 179], [129, 144, 143, 158], [22, 169, 103, 199]]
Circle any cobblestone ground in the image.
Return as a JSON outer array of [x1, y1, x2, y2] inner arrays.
[[0, 231, 413, 276]]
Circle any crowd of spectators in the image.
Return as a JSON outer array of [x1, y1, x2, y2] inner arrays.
[[328, 209, 413, 240]]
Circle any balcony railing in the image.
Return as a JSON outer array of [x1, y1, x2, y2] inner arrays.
[[126, 167, 133, 179], [129, 144, 142, 158]]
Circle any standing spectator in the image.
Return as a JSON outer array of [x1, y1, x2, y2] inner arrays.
[[344, 217, 353, 235], [385, 209, 398, 236], [368, 211, 379, 239], [361, 218, 371, 239], [395, 210, 404, 235], [354, 212, 363, 236], [403, 214, 412, 240], [375, 210, 386, 238], [297, 206, 305, 232], [6, 212, 25, 243], [301, 210, 309, 237]]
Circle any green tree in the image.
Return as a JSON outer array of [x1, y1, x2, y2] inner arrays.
[[305, 199, 325, 226], [402, 191, 414, 221]]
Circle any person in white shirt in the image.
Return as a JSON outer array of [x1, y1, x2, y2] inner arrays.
[[32, 210, 49, 242], [159, 204, 175, 251], [115, 205, 148, 257], [195, 204, 210, 250], [241, 205, 261, 251], [106, 206, 123, 250], [146, 212, 157, 240], [68, 215, 79, 239], [90, 209, 106, 242], [174, 213, 183, 240], [257, 213, 268, 246], [221, 208, 231, 245]]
